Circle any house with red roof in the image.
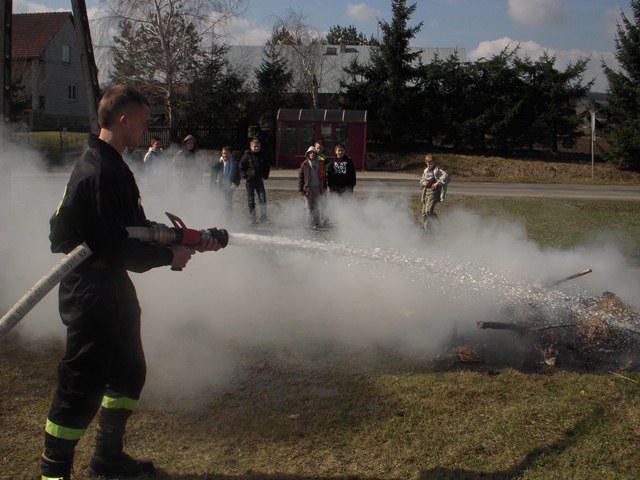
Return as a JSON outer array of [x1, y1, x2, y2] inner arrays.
[[12, 12, 89, 128]]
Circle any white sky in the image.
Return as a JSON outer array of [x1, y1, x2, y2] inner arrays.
[[12, 0, 631, 92]]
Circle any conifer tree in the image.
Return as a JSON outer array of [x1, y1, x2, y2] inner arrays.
[[602, 0, 640, 170], [254, 44, 293, 124], [326, 25, 375, 46], [341, 0, 422, 141]]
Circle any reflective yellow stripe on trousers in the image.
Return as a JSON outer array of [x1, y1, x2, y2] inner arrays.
[[45, 419, 85, 441], [101, 394, 139, 411]]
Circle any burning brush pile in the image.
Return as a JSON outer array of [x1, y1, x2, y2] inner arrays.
[[448, 271, 640, 371]]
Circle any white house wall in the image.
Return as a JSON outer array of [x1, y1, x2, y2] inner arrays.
[[38, 17, 88, 120]]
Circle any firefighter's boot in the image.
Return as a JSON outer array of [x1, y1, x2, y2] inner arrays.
[[40, 454, 71, 480], [88, 409, 155, 478], [41, 433, 76, 480]]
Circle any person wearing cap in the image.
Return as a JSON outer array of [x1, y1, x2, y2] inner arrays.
[[298, 145, 327, 229], [420, 153, 450, 232]]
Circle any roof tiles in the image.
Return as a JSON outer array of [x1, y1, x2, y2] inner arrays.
[[12, 12, 73, 58]]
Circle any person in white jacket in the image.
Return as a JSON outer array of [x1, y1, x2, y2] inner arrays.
[[420, 154, 450, 232]]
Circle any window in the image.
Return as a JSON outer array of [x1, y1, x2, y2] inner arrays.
[[68, 84, 77, 102], [62, 45, 70, 63], [279, 125, 298, 154], [333, 123, 348, 148]]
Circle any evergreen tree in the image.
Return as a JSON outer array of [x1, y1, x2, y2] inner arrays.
[[468, 48, 524, 151], [416, 51, 471, 148], [602, 0, 640, 170], [326, 25, 375, 45], [187, 43, 245, 124], [516, 52, 592, 153], [431, 56, 476, 149], [269, 25, 299, 46], [341, 0, 423, 141], [247, 44, 294, 154], [254, 44, 293, 125]]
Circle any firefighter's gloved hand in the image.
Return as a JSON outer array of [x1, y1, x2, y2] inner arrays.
[[170, 245, 195, 269], [195, 235, 221, 252]]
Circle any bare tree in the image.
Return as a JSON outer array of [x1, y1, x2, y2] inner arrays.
[[100, 0, 247, 135], [270, 10, 327, 109]]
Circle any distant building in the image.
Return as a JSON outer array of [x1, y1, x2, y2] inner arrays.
[[12, 12, 89, 129], [227, 44, 466, 99]]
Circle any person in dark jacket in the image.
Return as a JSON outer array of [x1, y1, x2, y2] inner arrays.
[[212, 145, 241, 220], [239, 138, 270, 224], [326, 143, 356, 196], [173, 134, 204, 191], [40, 85, 221, 480]]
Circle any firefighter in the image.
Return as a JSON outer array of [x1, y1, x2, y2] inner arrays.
[[40, 85, 221, 480]]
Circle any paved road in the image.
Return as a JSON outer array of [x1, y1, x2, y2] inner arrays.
[[9, 169, 640, 201], [266, 170, 640, 201]]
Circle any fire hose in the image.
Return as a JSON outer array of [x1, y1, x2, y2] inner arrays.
[[0, 212, 228, 341]]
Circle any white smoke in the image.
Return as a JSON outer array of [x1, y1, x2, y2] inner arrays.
[[2, 139, 639, 407]]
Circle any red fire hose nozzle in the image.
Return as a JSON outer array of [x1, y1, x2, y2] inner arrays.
[[164, 212, 229, 248], [125, 212, 229, 271], [163, 212, 229, 271], [125, 212, 229, 249]]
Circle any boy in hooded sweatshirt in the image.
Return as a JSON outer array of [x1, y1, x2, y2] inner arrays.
[[173, 134, 203, 191], [298, 146, 326, 229]]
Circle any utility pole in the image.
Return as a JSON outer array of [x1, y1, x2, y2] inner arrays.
[[590, 111, 596, 179], [71, 0, 100, 134], [0, 0, 12, 128]]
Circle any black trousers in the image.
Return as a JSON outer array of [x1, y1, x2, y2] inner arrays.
[[46, 266, 146, 433]]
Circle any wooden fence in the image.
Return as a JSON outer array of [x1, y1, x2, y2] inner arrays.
[[142, 121, 249, 150]]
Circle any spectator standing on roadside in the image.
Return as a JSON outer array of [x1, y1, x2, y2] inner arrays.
[[420, 153, 449, 232], [326, 143, 357, 197], [298, 146, 326, 229], [314, 138, 330, 224], [143, 136, 162, 170], [239, 138, 270, 224], [212, 145, 240, 220], [142, 136, 165, 189], [173, 134, 204, 192]]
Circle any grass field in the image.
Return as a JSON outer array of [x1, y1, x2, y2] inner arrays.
[[2, 157, 640, 479], [429, 196, 640, 263], [2, 337, 639, 480]]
